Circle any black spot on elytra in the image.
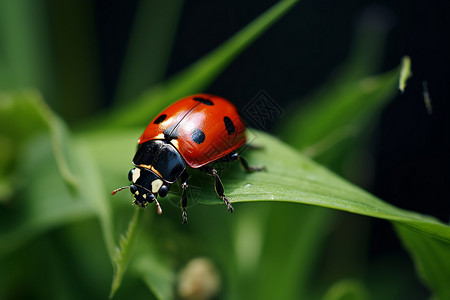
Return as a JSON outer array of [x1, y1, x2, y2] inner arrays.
[[154, 114, 166, 124], [193, 97, 214, 105], [164, 127, 179, 140], [191, 129, 205, 144], [224, 116, 235, 134]]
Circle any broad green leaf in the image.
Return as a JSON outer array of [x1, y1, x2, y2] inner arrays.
[[189, 131, 448, 240], [97, 129, 449, 299]]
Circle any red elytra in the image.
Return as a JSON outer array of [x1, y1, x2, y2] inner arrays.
[[138, 94, 246, 168]]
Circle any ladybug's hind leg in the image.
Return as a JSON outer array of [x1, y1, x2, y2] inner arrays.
[[180, 170, 189, 224], [202, 166, 234, 213], [237, 155, 265, 173], [222, 152, 266, 173]]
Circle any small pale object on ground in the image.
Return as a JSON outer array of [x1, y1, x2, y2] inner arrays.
[[178, 257, 221, 300]]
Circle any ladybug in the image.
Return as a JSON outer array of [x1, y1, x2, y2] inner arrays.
[[112, 94, 264, 223]]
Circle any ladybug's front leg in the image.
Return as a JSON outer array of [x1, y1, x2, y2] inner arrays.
[[202, 166, 234, 213], [180, 170, 189, 224]]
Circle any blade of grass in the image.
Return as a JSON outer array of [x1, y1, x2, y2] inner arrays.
[[74, 140, 115, 258], [399, 56, 412, 93], [395, 223, 450, 300], [82, 0, 300, 130], [279, 13, 403, 156], [114, 0, 184, 104], [281, 65, 401, 155], [0, 90, 78, 193], [110, 208, 144, 298], [0, 1, 52, 94]]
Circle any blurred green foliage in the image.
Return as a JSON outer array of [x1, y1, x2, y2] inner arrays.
[[1, 1, 449, 300]]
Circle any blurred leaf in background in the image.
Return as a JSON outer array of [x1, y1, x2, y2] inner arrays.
[[1, 0, 449, 300]]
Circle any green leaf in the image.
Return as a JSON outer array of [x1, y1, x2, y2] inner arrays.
[[194, 131, 448, 240], [97, 128, 449, 298], [395, 223, 450, 300], [192, 130, 448, 299]]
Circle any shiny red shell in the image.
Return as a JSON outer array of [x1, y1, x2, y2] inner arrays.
[[138, 94, 246, 168]]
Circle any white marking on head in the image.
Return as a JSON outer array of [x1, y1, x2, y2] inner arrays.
[[151, 179, 163, 193], [170, 140, 179, 148], [132, 168, 141, 183]]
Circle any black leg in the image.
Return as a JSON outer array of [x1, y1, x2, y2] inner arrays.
[[238, 155, 266, 173], [244, 143, 264, 150], [180, 170, 189, 224], [202, 166, 234, 213], [220, 152, 266, 173]]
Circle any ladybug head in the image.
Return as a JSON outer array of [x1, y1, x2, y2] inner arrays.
[[111, 167, 171, 215]]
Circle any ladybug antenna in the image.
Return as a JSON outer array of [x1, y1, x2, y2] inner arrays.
[[154, 197, 163, 215], [111, 186, 130, 195]]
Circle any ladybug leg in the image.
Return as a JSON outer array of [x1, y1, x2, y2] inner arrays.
[[202, 166, 234, 213], [244, 143, 264, 150], [180, 170, 189, 224], [222, 152, 266, 172], [237, 155, 266, 173]]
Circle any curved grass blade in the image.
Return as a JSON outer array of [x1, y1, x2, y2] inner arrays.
[[114, 0, 184, 104], [0, 90, 78, 193], [395, 223, 450, 300], [399, 56, 412, 93], [83, 0, 300, 130], [110, 208, 143, 298], [280, 66, 401, 155]]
